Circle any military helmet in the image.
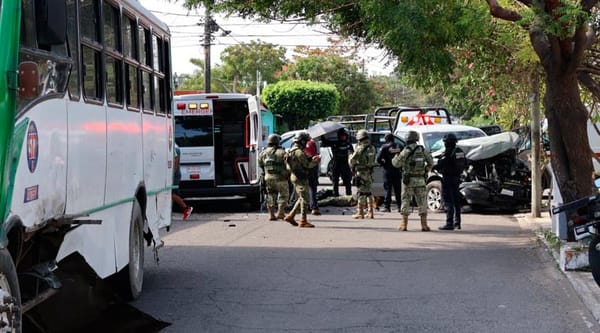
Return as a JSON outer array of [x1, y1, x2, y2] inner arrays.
[[267, 134, 281, 145], [293, 131, 311, 143], [406, 130, 419, 142], [443, 133, 457, 143], [356, 129, 369, 141]]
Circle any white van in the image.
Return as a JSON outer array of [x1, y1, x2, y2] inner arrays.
[[173, 93, 263, 207]]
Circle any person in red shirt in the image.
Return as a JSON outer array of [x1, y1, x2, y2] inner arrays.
[[304, 138, 321, 215]]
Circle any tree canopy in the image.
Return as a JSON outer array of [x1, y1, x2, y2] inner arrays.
[[184, 0, 600, 208]]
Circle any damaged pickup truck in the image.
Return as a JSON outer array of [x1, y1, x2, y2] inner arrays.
[[448, 132, 532, 212]]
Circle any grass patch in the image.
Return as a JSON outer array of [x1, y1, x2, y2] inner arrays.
[[538, 227, 562, 253]]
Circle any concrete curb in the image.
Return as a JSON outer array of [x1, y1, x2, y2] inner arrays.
[[516, 212, 600, 324]]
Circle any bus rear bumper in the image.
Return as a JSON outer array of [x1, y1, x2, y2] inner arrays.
[[178, 181, 260, 200]]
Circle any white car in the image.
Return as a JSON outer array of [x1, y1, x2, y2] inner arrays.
[[394, 124, 488, 212]]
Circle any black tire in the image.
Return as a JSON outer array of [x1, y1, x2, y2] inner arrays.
[[115, 201, 144, 301], [589, 236, 600, 288], [426, 180, 445, 213], [0, 248, 21, 332]]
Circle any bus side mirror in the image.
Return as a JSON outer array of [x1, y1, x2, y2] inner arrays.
[[36, 0, 67, 46], [19, 62, 39, 99]]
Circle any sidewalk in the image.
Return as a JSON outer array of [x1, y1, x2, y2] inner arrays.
[[516, 212, 600, 324]]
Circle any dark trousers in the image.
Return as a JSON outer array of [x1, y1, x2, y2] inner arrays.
[[383, 168, 402, 209], [308, 167, 319, 210], [442, 175, 462, 226], [332, 160, 352, 196]]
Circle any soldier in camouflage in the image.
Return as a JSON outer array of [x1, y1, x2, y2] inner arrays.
[[258, 134, 290, 221], [284, 132, 320, 228], [392, 130, 433, 231], [349, 129, 377, 219]]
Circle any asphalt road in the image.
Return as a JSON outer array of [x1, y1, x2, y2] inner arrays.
[[132, 200, 600, 333]]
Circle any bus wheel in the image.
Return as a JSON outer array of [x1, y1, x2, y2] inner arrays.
[[115, 201, 144, 301], [0, 248, 21, 332]]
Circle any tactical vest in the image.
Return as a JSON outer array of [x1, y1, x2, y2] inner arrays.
[[286, 146, 308, 180], [263, 147, 284, 174], [406, 146, 426, 176], [355, 144, 375, 172]]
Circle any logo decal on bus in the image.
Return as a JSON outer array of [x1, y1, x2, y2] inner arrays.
[[27, 121, 39, 173], [24, 185, 39, 203]]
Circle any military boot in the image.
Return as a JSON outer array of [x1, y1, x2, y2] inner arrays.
[[283, 212, 299, 226], [267, 206, 277, 221], [399, 214, 408, 231], [352, 205, 365, 219], [298, 216, 315, 228], [420, 214, 431, 232], [366, 198, 374, 219], [275, 203, 286, 220]]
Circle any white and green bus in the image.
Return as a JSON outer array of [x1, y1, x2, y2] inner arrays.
[[0, 0, 174, 328]]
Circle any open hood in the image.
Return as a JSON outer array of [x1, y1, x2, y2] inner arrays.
[[457, 132, 521, 161]]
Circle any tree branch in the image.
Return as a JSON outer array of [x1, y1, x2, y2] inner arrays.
[[485, 0, 522, 22]]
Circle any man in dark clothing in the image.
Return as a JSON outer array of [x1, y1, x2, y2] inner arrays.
[[434, 133, 467, 230], [330, 128, 354, 196], [376, 133, 402, 212]]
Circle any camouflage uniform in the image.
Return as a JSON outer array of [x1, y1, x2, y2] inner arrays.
[[392, 136, 433, 231], [258, 144, 289, 220], [285, 133, 320, 228], [348, 130, 377, 219]]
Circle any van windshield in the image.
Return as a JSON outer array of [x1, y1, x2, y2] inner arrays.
[[175, 116, 213, 147]]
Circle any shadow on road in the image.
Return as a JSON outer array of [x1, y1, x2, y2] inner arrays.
[[23, 254, 170, 333]]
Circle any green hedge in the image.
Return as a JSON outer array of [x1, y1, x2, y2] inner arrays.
[[261, 80, 340, 130]]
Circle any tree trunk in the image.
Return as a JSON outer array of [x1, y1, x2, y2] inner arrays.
[[544, 69, 594, 205]]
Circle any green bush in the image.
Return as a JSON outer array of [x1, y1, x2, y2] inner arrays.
[[261, 80, 340, 130]]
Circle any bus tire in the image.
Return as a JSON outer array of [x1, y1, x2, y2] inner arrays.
[[115, 200, 144, 301], [0, 248, 21, 332]]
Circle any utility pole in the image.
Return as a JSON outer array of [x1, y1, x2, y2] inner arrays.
[[203, 6, 212, 93], [531, 69, 541, 218], [201, 7, 230, 93]]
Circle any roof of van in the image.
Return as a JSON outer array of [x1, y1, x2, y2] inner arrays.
[[174, 93, 251, 101]]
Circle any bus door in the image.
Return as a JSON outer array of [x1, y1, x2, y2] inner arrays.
[[247, 95, 262, 185], [213, 98, 252, 186], [174, 102, 216, 188]]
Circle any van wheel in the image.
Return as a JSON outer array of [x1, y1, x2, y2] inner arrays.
[[426, 181, 444, 213], [0, 249, 21, 332], [114, 201, 144, 301]]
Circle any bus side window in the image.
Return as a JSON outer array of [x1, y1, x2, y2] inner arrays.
[[122, 13, 139, 110], [104, 2, 123, 106], [66, 0, 79, 100]]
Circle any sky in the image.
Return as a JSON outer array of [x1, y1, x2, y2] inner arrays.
[[139, 0, 395, 77]]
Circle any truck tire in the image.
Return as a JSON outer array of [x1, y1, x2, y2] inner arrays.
[[426, 180, 445, 213], [589, 236, 600, 288]]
